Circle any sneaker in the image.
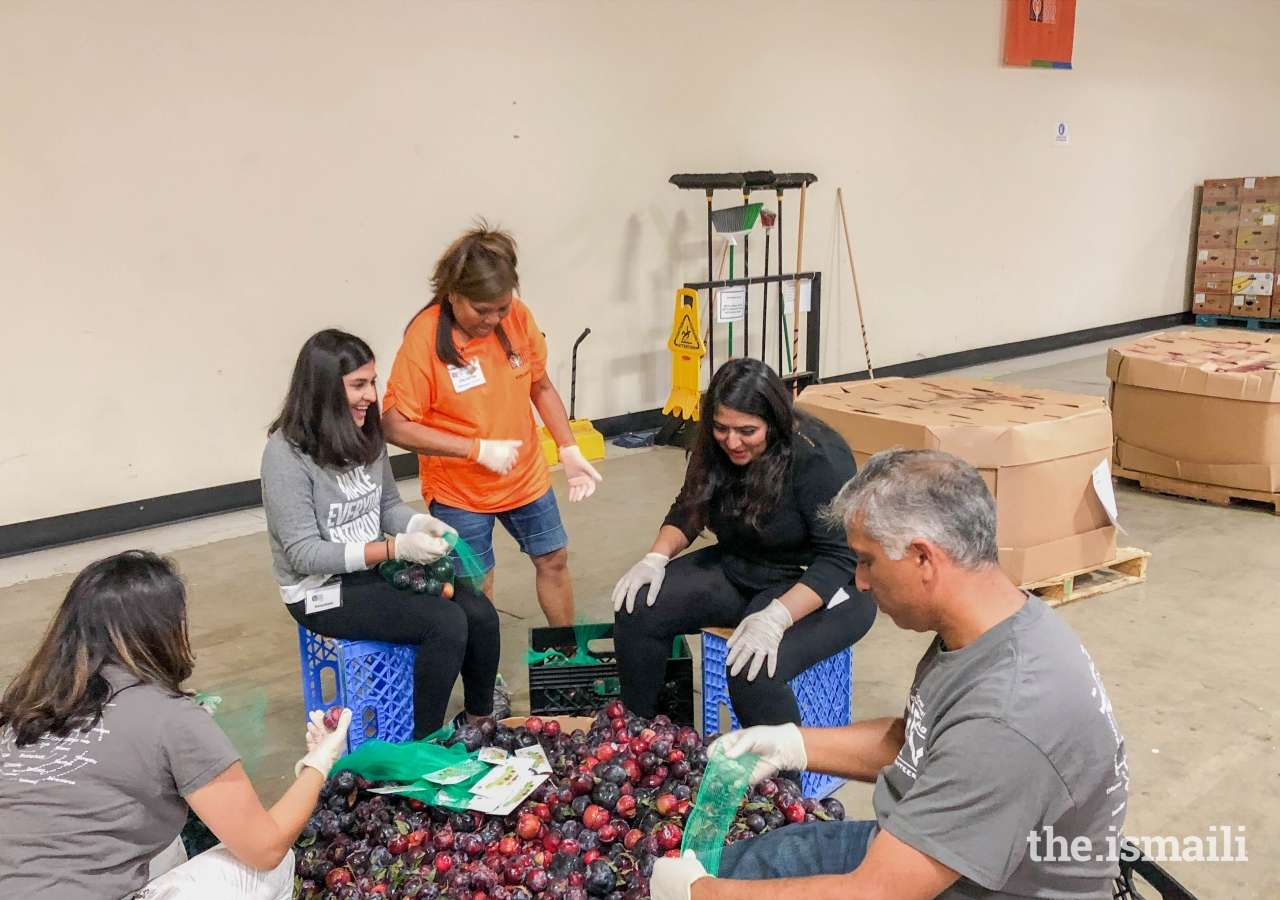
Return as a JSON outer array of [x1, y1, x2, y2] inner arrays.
[[492, 673, 513, 721]]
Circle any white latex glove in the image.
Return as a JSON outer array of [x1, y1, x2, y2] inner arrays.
[[651, 851, 711, 900], [725, 599, 794, 681], [295, 708, 352, 778], [612, 552, 669, 614], [717, 723, 809, 786], [407, 514, 457, 540], [394, 532, 450, 564], [476, 439, 523, 475], [558, 444, 603, 502]]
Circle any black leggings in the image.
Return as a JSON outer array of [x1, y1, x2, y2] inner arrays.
[[614, 547, 877, 728], [289, 571, 501, 739]]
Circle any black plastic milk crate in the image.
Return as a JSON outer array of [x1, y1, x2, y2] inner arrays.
[[527, 625, 694, 725]]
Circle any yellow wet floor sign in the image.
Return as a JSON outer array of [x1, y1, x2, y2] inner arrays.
[[663, 288, 706, 420]]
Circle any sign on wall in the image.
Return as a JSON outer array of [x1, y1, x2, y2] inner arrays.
[[1003, 0, 1076, 69]]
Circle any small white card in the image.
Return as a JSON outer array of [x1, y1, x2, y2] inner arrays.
[[715, 286, 746, 323], [304, 582, 342, 615], [1245, 177, 1257, 189], [515, 744, 553, 775], [1091, 459, 1126, 534], [447, 358, 486, 393], [782, 278, 812, 313], [477, 747, 509, 764], [1265, 214, 1277, 226], [1198, 250, 1209, 262]]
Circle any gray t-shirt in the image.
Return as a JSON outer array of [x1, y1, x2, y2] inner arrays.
[[0, 667, 240, 900], [261, 430, 422, 603], [873, 595, 1128, 899]]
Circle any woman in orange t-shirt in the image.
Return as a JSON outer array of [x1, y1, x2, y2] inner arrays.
[[383, 224, 601, 631]]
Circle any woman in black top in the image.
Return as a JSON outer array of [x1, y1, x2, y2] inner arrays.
[[612, 359, 876, 728]]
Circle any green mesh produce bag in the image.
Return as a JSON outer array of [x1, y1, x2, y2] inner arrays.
[[680, 742, 761, 876], [378, 533, 488, 594], [192, 684, 268, 779]]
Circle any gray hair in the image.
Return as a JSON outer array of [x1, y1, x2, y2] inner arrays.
[[822, 449, 999, 570]]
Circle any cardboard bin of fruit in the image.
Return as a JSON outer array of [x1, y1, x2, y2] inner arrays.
[[293, 701, 843, 900]]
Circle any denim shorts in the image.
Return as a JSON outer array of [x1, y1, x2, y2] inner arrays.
[[430, 488, 568, 572]]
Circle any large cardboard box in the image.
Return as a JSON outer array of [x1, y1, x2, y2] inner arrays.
[[1195, 247, 1235, 272], [1231, 271, 1275, 295], [1197, 226, 1237, 250], [1192, 293, 1232, 314], [1240, 176, 1280, 205], [1108, 330, 1280, 492], [1236, 248, 1276, 272], [796, 378, 1116, 585], [1203, 178, 1243, 203], [1237, 224, 1279, 250], [1194, 269, 1235, 294], [1232, 294, 1272, 317]]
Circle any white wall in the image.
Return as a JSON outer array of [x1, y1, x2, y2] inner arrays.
[[4, 0, 1280, 524]]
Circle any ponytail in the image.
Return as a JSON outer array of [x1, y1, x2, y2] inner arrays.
[[412, 221, 520, 368]]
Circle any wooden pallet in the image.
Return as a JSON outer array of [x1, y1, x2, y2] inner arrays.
[[1193, 313, 1280, 331], [1021, 547, 1150, 608], [1113, 464, 1280, 515]]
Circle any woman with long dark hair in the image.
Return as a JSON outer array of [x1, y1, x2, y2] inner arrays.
[[382, 223, 601, 630], [0, 551, 350, 899], [262, 329, 500, 738], [612, 358, 877, 728]]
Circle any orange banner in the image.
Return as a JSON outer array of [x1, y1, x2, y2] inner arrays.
[[1003, 0, 1076, 69]]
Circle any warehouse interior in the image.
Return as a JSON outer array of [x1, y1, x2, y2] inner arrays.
[[3, 3, 1279, 900]]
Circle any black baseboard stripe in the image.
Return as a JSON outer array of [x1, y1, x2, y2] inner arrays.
[[0, 312, 1193, 559], [822, 312, 1192, 383]]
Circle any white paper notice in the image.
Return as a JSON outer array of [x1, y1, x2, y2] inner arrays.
[[1091, 459, 1125, 534], [1053, 122, 1069, 147], [715, 286, 746, 323], [782, 278, 812, 313]]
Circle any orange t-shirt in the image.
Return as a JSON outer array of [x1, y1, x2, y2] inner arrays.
[[383, 299, 552, 514]]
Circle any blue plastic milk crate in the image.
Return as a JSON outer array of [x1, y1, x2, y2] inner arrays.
[[700, 629, 853, 799], [298, 625, 417, 752]]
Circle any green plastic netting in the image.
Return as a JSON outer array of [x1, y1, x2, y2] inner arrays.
[[680, 742, 761, 876], [525, 621, 612, 666], [192, 684, 268, 778], [378, 533, 488, 595]]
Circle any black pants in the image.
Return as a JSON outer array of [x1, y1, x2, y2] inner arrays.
[[614, 546, 876, 727], [289, 571, 501, 739]]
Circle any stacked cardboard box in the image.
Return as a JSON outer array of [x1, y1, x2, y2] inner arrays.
[[1193, 177, 1280, 318], [796, 378, 1116, 585], [1109, 330, 1280, 494]]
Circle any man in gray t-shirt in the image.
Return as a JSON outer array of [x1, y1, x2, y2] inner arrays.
[[651, 449, 1128, 900]]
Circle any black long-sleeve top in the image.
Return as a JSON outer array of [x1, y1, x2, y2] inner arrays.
[[662, 418, 859, 600]]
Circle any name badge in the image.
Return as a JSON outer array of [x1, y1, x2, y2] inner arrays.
[[304, 582, 342, 615], [448, 358, 486, 393]]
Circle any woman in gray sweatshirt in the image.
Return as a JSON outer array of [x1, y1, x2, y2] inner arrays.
[[261, 329, 500, 738]]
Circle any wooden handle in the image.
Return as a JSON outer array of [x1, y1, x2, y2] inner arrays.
[[837, 187, 874, 379]]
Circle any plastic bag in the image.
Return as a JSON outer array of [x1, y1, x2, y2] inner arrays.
[[680, 742, 760, 876]]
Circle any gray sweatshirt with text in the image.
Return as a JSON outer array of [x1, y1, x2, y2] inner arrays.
[[261, 430, 421, 603]]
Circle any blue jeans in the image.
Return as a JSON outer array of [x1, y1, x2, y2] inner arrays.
[[430, 488, 568, 572], [717, 820, 879, 880]]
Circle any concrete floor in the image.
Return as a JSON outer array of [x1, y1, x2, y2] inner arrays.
[[2, 335, 1276, 898]]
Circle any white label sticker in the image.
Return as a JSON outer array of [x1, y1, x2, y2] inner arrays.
[[447, 358, 486, 393], [828, 586, 850, 609], [1245, 177, 1257, 189], [304, 582, 342, 615], [1195, 293, 1206, 303], [715, 285, 747, 323], [1265, 214, 1276, 226], [1091, 459, 1125, 534], [782, 278, 812, 313], [1234, 295, 1245, 306], [1198, 250, 1209, 261], [1053, 122, 1069, 147]]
